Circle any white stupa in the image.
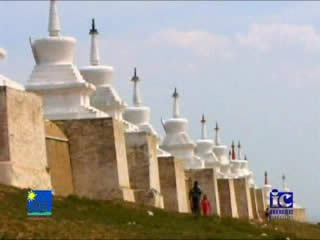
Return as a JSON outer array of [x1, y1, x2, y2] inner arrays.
[[281, 174, 303, 209], [194, 114, 217, 169], [80, 19, 127, 121], [230, 141, 244, 178], [160, 88, 200, 169], [123, 68, 158, 136], [0, 48, 24, 90], [263, 171, 273, 206], [242, 155, 257, 188], [213, 123, 232, 178], [26, 0, 106, 120]]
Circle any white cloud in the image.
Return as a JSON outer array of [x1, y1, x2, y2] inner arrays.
[[236, 23, 320, 53], [147, 28, 233, 58]]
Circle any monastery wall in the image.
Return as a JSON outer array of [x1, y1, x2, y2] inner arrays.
[[293, 208, 307, 222], [53, 118, 134, 202], [250, 187, 261, 220], [158, 156, 189, 213], [185, 168, 220, 216], [255, 188, 266, 219], [0, 86, 51, 189], [217, 178, 239, 218], [125, 132, 163, 208], [233, 177, 253, 219], [45, 120, 74, 196]]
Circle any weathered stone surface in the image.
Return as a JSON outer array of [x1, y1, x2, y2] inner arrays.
[[54, 118, 134, 202], [217, 178, 238, 218], [158, 156, 189, 213], [255, 188, 266, 219], [233, 177, 253, 219], [250, 187, 261, 220], [185, 168, 220, 216], [293, 208, 307, 222], [125, 132, 163, 208], [0, 86, 51, 189], [45, 120, 74, 196]]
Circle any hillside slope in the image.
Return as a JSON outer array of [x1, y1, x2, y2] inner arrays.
[[0, 184, 319, 239]]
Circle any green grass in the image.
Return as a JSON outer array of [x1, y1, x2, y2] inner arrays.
[[0, 184, 319, 239]]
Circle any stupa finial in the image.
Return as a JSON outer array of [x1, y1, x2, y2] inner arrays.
[[214, 122, 221, 145], [90, 18, 99, 35], [131, 67, 141, 107], [237, 140, 242, 160], [172, 87, 180, 118], [200, 114, 207, 139], [89, 18, 100, 66], [264, 171, 268, 185], [48, 0, 61, 37], [231, 141, 236, 160], [282, 174, 286, 190]]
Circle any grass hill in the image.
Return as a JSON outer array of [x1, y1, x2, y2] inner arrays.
[[0, 184, 319, 239]]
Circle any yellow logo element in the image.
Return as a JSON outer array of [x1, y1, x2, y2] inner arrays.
[[27, 190, 37, 202]]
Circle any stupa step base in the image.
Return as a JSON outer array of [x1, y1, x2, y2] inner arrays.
[[45, 105, 108, 120], [28, 64, 86, 85]]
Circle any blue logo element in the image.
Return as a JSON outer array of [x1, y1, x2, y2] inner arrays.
[[269, 189, 293, 209], [27, 190, 52, 217]]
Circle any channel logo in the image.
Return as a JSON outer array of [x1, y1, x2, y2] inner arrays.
[[269, 189, 293, 209], [27, 190, 52, 217]]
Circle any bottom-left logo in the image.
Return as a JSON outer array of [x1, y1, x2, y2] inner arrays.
[[27, 190, 52, 217]]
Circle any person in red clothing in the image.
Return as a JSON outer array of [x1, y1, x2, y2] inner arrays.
[[201, 194, 211, 216]]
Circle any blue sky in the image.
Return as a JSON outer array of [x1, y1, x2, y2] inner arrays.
[[0, 1, 319, 222]]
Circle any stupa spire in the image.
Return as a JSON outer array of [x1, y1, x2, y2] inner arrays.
[[264, 171, 268, 185], [231, 141, 236, 160], [89, 18, 100, 66], [214, 122, 221, 145], [48, 0, 61, 37], [200, 114, 207, 139], [172, 88, 180, 118], [282, 174, 287, 190], [131, 67, 141, 107], [237, 141, 242, 160]]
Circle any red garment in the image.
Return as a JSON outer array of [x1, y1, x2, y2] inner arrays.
[[201, 199, 211, 216]]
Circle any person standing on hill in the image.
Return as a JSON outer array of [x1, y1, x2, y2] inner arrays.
[[201, 194, 211, 216], [189, 181, 202, 214]]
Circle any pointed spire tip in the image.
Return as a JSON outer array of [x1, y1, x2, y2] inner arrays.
[[131, 67, 140, 82], [90, 18, 99, 35], [172, 87, 179, 98]]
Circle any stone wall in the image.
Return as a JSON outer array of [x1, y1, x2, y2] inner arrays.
[[158, 156, 189, 213], [255, 188, 266, 219], [233, 177, 253, 219], [250, 187, 260, 220], [54, 118, 134, 202], [185, 168, 220, 216], [293, 208, 307, 222], [0, 86, 51, 189], [125, 132, 163, 208], [217, 178, 238, 218], [45, 120, 74, 196]]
